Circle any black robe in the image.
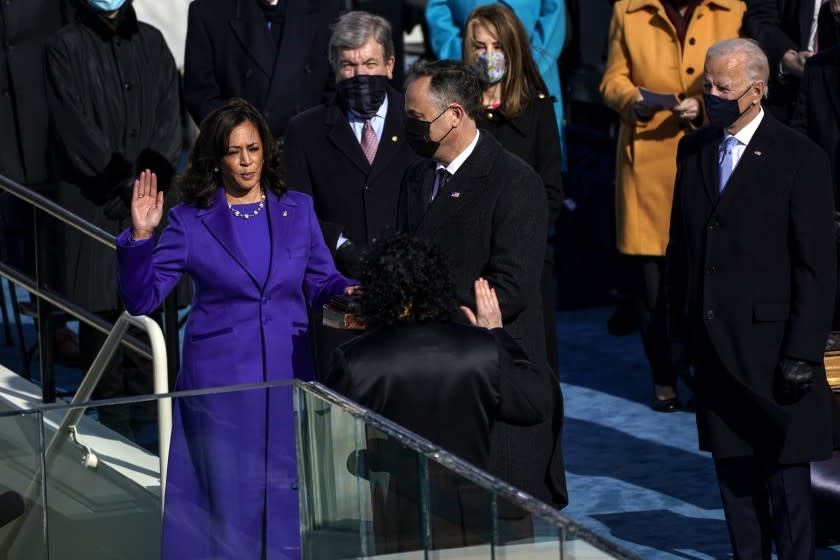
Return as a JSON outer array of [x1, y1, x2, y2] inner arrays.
[[45, 2, 181, 311]]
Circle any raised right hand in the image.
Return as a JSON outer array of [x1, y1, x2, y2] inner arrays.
[[460, 278, 503, 329], [131, 169, 163, 240]]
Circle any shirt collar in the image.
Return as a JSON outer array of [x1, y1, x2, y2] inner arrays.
[[437, 130, 481, 176], [724, 107, 764, 147], [347, 93, 389, 123]]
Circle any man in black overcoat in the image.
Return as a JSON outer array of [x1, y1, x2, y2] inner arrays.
[[398, 60, 567, 517], [744, 0, 828, 123], [667, 38, 836, 559], [326, 234, 552, 552], [45, 0, 181, 442], [183, 0, 341, 139], [284, 10, 418, 376]]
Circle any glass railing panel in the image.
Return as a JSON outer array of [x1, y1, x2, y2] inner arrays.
[[296, 382, 640, 560], [33, 380, 298, 560], [0, 409, 47, 560]]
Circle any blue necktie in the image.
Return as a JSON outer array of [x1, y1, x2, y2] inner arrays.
[[718, 136, 740, 193]]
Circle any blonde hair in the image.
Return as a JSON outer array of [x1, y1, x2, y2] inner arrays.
[[462, 4, 547, 119]]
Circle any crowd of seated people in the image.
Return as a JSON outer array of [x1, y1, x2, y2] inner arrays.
[[2, 0, 840, 558]]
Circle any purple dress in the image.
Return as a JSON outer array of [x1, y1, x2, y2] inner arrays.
[[117, 188, 353, 559]]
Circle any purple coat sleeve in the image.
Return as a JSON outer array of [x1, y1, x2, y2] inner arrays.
[[116, 208, 188, 316], [300, 195, 356, 307]]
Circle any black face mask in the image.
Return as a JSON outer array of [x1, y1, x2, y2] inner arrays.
[[336, 74, 389, 119], [404, 106, 454, 159], [703, 84, 754, 128]]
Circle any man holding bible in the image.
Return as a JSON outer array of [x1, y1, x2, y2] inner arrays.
[[666, 38, 836, 559]]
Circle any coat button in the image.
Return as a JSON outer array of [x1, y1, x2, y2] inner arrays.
[[128, 128, 137, 137], [678, 93, 686, 100], [688, 37, 696, 46], [686, 67, 695, 75], [123, 82, 132, 90], [364, 185, 370, 192], [705, 309, 715, 320]]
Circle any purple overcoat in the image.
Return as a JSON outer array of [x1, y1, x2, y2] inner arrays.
[[117, 188, 353, 559]]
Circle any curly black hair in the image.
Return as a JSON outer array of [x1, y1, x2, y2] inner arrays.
[[176, 98, 286, 208], [359, 233, 456, 328]]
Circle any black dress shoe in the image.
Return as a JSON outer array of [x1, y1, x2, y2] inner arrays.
[[651, 397, 681, 413]]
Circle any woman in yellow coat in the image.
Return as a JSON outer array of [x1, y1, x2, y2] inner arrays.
[[600, 0, 744, 410]]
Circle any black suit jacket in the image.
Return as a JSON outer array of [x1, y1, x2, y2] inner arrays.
[[284, 88, 418, 254], [666, 111, 836, 463], [744, 0, 821, 122], [398, 131, 567, 507], [791, 46, 840, 208], [183, 0, 340, 138]]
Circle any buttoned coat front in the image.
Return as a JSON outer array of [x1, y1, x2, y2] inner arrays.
[[600, 0, 744, 256], [117, 188, 352, 558], [666, 114, 836, 463]]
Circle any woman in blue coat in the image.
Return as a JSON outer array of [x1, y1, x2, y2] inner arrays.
[[426, 0, 567, 169], [117, 98, 355, 559]]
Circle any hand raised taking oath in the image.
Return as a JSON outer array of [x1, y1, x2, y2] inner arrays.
[[461, 278, 503, 329], [131, 169, 164, 241]]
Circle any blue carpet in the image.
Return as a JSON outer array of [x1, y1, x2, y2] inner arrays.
[[558, 306, 840, 559]]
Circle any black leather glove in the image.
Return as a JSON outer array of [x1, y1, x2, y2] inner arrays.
[[334, 239, 364, 279], [135, 148, 175, 192], [775, 358, 815, 404], [103, 177, 134, 221]]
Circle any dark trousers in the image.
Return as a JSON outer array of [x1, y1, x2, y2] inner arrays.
[[626, 255, 676, 388], [714, 457, 815, 560]]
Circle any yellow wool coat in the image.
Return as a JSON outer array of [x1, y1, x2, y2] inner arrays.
[[600, 0, 744, 256]]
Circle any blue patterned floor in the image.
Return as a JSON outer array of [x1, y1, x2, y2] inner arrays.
[[558, 306, 840, 559]]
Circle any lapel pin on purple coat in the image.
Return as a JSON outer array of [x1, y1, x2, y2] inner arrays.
[[282, 210, 288, 217]]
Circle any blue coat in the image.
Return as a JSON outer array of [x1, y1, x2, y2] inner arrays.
[[425, 0, 567, 169], [117, 188, 352, 558]]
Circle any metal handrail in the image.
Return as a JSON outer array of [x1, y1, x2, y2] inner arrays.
[[0, 313, 170, 556], [0, 173, 115, 249], [0, 172, 182, 400], [59, 312, 171, 493]]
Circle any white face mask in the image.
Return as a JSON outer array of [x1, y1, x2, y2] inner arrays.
[[87, 0, 127, 12]]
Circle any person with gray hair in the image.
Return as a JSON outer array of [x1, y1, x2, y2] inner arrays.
[[398, 59, 568, 535], [667, 37, 837, 559], [284, 10, 418, 377]]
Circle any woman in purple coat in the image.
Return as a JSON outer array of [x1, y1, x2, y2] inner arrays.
[[117, 98, 356, 559]]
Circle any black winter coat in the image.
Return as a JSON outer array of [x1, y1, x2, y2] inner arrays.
[[476, 94, 564, 228], [45, 3, 181, 311], [0, 0, 73, 186], [667, 113, 837, 463], [284, 89, 417, 254], [398, 132, 567, 508]]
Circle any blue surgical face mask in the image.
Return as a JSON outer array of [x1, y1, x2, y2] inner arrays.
[[473, 50, 506, 84], [87, 0, 127, 12]]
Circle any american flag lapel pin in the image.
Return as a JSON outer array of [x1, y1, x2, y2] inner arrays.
[[754, 150, 762, 156], [451, 192, 461, 198]]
